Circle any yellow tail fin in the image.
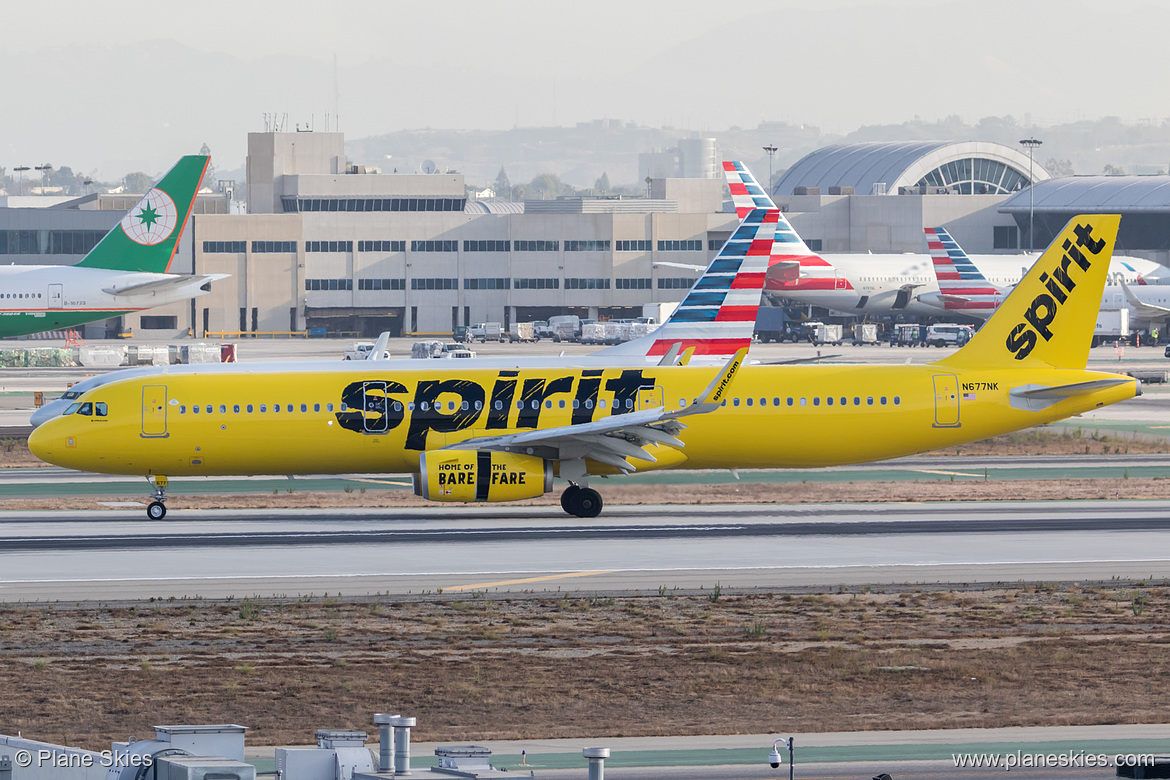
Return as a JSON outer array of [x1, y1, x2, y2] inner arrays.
[[937, 214, 1120, 370]]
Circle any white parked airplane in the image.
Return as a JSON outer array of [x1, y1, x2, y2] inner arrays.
[[0, 155, 226, 338]]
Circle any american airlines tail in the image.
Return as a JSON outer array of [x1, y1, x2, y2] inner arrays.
[[921, 227, 1007, 317], [722, 161, 847, 293]]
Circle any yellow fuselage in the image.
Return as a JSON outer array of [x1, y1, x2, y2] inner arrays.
[[29, 362, 1138, 478]]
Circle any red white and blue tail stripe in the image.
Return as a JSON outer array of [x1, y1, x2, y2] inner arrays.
[[599, 192, 776, 361], [722, 161, 847, 293], [925, 227, 1006, 313]]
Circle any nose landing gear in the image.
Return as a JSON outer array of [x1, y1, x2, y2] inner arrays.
[[146, 475, 168, 520]]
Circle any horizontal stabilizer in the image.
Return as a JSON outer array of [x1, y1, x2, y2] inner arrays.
[[103, 273, 229, 297], [1009, 377, 1135, 411]]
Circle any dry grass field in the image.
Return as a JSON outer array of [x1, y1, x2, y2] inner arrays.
[[1, 584, 1167, 749]]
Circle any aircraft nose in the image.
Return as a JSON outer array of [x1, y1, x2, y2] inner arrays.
[[27, 423, 57, 465]]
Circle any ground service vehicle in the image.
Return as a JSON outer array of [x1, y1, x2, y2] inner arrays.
[[508, 322, 537, 342], [31, 215, 1138, 522], [925, 324, 974, 348], [850, 323, 879, 345], [548, 315, 581, 342], [468, 322, 504, 342]]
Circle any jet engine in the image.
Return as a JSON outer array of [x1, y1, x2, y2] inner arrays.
[[415, 450, 553, 502]]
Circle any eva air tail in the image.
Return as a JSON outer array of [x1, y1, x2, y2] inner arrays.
[[75, 155, 209, 273], [937, 214, 1120, 370]]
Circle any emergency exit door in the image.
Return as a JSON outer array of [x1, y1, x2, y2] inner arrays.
[[141, 385, 169, 438], [637, 385, 664, 411], [932, 374, 960, 428]]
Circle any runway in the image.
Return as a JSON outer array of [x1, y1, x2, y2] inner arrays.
[[3, 499, 1169, 602]]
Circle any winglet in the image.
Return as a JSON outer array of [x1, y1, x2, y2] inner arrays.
[[675, 347, 748, 416]]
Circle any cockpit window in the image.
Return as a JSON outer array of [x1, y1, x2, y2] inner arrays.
[[63, 402, 82, 415], [62, 391, 81, 400], [77, 403, 93, 416], [95, 402, 108, 417]]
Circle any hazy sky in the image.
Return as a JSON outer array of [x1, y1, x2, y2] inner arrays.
[[4, 0, 1167, 178]]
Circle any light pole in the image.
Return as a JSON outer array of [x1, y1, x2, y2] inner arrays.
[[1019, 138, 1042, 252], [13, 166, 28, 196], [34, 163, 52, 196], [763, 144, 779, 192]]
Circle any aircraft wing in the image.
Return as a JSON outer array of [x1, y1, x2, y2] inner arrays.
[[103, 273, 230, 297], [443, 349, 747, 473], [1119, 278, 1170, 320]]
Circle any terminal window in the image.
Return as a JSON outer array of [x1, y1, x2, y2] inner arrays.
[[358, 240, 406, 252], [658, 277, 694, 289], [305, 279, 354, 291], [657, 239, 703, 251], [513, 278, 559, 289], [305, 241, 354, 253], [357, 278, 406, 290], [565, 278, 611, 290], [203, 240, 247, 253], [564, 240, 611, 252], [410, 278, 458, 290], [616, 278, 651, 289], [993, 225, 1019, 249], [463, 240, 511, 252], [616, 240, 652, 252], [282, 197, 467, 213], [410, 240, 458, 252], [463, 277, 510, 290], [251, 241, 297, 253], [514, 240, 560, 252]]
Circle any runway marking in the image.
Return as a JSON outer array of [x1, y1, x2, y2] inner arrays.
[[913, 469, 984, 478], [441, 570, 617, 592]]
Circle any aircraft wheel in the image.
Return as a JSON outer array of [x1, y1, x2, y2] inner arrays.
[[147, 501, 167, 520], [560, 485, 581, 513], [574, 488, 603, 518]]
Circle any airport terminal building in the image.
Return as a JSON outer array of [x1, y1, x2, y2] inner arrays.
[[8, 134, 1170, 340]]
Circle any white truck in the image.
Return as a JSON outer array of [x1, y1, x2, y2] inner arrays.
[[468, 322, 504, 342], [642, 302, 679, 323], [1093, 308, 1131, 345], [343, 341, 390, 360]]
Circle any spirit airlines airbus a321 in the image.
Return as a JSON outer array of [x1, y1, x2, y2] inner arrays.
[[31, 213, 1139, 519], [0, 155, 225, 337]]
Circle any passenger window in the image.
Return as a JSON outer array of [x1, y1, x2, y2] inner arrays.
[[799, 398, 807, 406], [880, 397, 887, 405], [786, 398, 793, 406], [287, 404, 293, 412], [586, 399, 593, 409], [314, 403, 320, 412], [474, 401, 482, 411], [95, 403, 107, 416], [179, 406, 186, 414], [826, 397, 833, 406], [461, 401, 468, 411], [840, 397, 846, 406], [733, 398, 740, 407], [407, 402, 414, 411], [327, 403, 334, 411], [867, 397, 874, 405], [516, 401, 523, 410], [206, 405, 212, 414], [299, 404, 306, 412], [599, 399, 607, 409], [393, 402, 403, 412], [545, 400, 552, 409], [260, 404, 267, 413], [531, 400, 539, 410], [625, 399, 633, 409], [854, 397, 860, 405], [233, 404, 240, 413], [193, 405, 200, 414], [745, 398, 752, 407], [420, 402, 429, 412], [494, 400, 503, 410], [761, 398, 767, 407], [773, 398, 780, 406], [894, 396, 901, 405], [246, 404, 254, 413], [558, 399, 565, 409], [813, 398, 820, 406], [219, 405, 227, 414]]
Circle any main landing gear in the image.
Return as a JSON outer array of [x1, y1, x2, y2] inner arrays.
[[146, 475, 168, 520], [560, 484, 603, 518]]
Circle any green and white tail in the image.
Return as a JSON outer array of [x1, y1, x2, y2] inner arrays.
[[76, 155, 209, 273]]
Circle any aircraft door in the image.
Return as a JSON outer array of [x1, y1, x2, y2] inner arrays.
[[835, 271, 848, 290], [637, 385, 664, 411], [932, 374, 960, 428], [141, 385, 169, 438], [48, 284, 62, 309], [363, 381, 389, 433]]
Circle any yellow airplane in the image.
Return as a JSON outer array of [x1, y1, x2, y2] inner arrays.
[[30, 214, 1138, 520]]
